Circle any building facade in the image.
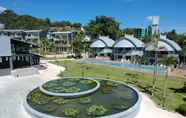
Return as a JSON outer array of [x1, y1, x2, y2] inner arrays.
[[90, 36, 115, 57], [113, 35, 144, 61], [0, 30, 41, 76], [134, 28, 146, 39], [47, 31, 76, 54], [145, 35, 182, 64]]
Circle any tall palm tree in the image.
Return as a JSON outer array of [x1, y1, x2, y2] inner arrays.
[[40, 38, 49, 55], [72, 31, 85, 58], [159, 56, 176, 108], [182, 41, 186, 64], [151, 34, 159, 96]]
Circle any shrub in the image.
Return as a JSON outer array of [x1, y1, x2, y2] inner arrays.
[[176, 104, 186, 116]]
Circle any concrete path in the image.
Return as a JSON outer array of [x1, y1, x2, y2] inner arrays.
[[0, 61, 65, 118], [136, 93, 185, 118], [0, 60, 185, 118]]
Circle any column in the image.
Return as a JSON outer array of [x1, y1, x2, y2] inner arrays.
[[9, 56, 13, 71], [29, 44, 33, 66]]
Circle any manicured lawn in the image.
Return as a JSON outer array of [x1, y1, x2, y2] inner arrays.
[[51, 60, 186, 112]]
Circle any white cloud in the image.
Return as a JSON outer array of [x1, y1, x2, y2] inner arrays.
[[0, 6, 7, 13]]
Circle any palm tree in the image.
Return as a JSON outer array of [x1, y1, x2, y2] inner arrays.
[[40, 38, 49, 55], [182, 41, 186, 64], [159, 56, 176, 108], [151, 35, 159, 96], [72, 31, 84, 58]]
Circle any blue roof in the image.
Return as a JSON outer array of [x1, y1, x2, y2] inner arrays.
[[114, 35, 144, 48], [90, 36, 115, 48]]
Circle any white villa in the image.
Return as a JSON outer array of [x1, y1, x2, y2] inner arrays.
[[90, 36, 115, 57], [89, 35, 182, 64], [113, 35, 144, 60], [145, 35, 182, 64]]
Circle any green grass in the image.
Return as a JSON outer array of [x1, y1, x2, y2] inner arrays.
[[51, 60, 186, 113]]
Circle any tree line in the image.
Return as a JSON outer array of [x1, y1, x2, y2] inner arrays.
[[0, 10, 82, 30]]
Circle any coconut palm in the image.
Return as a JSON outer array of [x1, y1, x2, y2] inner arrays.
[[158, 56, 176, 108], [150, 35, 159, 96], [72, 31, 85, 58], [40, 38, 49, 55]]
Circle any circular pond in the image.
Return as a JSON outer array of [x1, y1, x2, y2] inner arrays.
[[24, 78, 141, 118], [40, 78, 100, 97]]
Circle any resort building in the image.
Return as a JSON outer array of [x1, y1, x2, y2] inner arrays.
[[145, 35, 182, 64], [113, 35, 144, 61], [0, 29, 42, 45], [47, 31, 76, 54], [90, 36, 115, 57], [0, 30, 41, 76], [0, 23, 5, 29]]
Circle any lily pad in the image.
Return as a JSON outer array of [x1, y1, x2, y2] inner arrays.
[[79, 97, 91, 104], [86, 105, 108, 116], [62, 81, 76, 87], [80, 80, 94, 84], [64, 108, 80, 117], [64, 87, 81, 93]]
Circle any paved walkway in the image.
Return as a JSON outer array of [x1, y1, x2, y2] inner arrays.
[[0, 60, 185, 118]]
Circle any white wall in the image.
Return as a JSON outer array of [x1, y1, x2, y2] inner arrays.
[[0, 36, 11, 56]]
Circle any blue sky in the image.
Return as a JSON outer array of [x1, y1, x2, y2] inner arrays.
[[0, 0, 186, 33]]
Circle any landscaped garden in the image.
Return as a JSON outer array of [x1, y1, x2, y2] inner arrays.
[[51, 60, 186, 115]]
